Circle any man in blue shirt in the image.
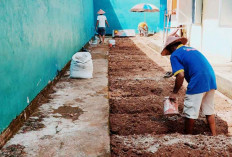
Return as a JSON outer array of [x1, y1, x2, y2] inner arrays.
[[161, 35, 217, 136]]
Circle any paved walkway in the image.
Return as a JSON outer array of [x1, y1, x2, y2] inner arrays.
[[0, 44, 110, 157]]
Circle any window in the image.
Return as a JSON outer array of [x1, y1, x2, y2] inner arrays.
[[167, 0, 177, 14], [219, 0, 232, 27], [192, 0, 202, 25], [176, 0, 192, 25]]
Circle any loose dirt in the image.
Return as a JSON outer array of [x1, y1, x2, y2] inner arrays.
[[109, 38, 232, 156], [19, 111, 46, 133], [53, 106, 83, 121], [0, 144, 25, 157]]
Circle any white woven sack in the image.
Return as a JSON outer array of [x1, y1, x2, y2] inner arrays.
[[70, 52, 93, 78]]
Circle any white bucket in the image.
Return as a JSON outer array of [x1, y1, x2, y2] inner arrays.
[[109, 40, 115, 46]]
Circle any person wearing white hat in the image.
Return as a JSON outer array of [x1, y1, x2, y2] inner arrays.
[[95, 9, 109, 44], [161, 35, 217, 136]]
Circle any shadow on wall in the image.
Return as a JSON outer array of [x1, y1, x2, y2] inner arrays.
[[93, 0, 122, 35]]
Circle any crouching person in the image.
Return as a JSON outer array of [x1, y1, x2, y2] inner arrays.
[[138, 22, 148, 37], [161, 36, 217, 136]]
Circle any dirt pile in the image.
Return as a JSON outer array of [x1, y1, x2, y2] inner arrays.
[[109, 38, 231, 156], [0, 144, 25, 157], [53, 106, 83, 121]]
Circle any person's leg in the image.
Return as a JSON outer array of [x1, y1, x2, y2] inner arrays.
[[143, 28, 146, 36], [184, 118, 195, 134], [102, 35, 105, 43], [183, 93, 203, 134], [97, 28, 101, 43], [99, 34, 102, 43], [102, 27, 106, 43], [141, 29, 144, 36], [201, 90, 216, 136], [139, 27, 142, 36], [206, 115, 216, 136], [98, 27, 103, 44]]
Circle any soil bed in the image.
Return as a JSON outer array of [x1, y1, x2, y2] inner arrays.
[[109, 38, 231, 156]]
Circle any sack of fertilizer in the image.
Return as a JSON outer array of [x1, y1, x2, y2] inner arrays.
[[70, 52, 93, 79], [163, 96, 179, 115]]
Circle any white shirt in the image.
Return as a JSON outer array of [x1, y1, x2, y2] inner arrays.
[[97, 15, 107, 27]]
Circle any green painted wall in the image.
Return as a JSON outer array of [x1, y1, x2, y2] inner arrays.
[[0, 0, 94, 133]]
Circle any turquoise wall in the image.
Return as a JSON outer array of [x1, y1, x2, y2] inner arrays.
[[0, 0, 94, 133], [93, 0, 167, 34]]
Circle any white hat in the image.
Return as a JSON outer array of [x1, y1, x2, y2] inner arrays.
[[161, 36, 188, 56], [97, 9, 105, 14]]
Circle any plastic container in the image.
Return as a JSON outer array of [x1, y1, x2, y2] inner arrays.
[[163, 97, 179, 115], [109, 40, 116, 46]]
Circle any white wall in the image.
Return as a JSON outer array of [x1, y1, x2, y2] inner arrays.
[[190, 0, 232, 63]]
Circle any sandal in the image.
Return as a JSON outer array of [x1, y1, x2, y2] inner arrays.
[[163, 71, 173, 78]]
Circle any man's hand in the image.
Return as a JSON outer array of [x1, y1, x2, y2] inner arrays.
[[95, 27, 98, 31], [169, 93, 177, 103]]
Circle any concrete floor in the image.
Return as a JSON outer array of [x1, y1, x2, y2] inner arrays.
[[0, 43, 110, 157]]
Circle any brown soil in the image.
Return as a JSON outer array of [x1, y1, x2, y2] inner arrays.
[[19, 111, 46, 133], [109, 38, 230, 156], [0, 144, 25, 157], [111, 134, 232, 157], [53, 106, 83, 121]]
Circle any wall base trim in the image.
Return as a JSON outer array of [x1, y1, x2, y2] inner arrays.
[[0, 61, 71, 149]]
